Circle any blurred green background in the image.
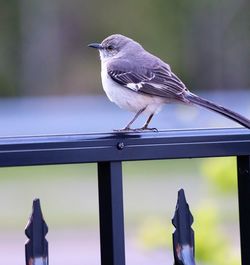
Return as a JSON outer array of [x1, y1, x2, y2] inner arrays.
[[0, 0, 249, 97], [0, 158, 241, 265], [0, 0, 248, 264]]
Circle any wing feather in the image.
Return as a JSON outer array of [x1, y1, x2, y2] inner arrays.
[[107, 60, 188, 101]]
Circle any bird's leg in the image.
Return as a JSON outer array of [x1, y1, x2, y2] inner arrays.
[[114, 107, 146, 132], [139, 114, 158, 131]]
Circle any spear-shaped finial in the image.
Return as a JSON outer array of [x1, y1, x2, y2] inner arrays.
[[172, 189, 196, 265], [25, 198, 48, 265]]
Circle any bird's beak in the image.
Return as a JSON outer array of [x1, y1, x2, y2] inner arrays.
[[88, 43, 103, 49]]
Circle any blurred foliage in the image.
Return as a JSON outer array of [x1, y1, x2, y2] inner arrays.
[[137, 217, 169, 249], [201, 157, 237, 194], [0, 158, 241, 264], [194, 202, 240, 265], [137, 201, 240, 265], [137, 156, 240, 264], [0, 1, 20, 96], [0, 0, 249, 97]]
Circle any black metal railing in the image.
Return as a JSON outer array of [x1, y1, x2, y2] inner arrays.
[[25, 199, 48, 265], [0, 127, 250, 265], [172, 189, 195, 265], [25, 189, 195, 265]]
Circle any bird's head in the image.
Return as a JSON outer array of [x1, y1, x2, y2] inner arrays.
[[88, 34, 142, 61]]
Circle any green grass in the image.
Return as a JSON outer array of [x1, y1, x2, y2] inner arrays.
[[0, 158, 239, 230], [0, 157, 241, 265]]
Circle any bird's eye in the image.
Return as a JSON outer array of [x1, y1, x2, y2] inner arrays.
[[107, 45, 114, 51]]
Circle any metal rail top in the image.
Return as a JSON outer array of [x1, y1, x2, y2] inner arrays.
[[0, 128, 249, 167]]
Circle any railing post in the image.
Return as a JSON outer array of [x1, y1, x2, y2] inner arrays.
[[237, 156, 250, 265], [172, 189, 196, 265], [25, 198, 48, 265], [98, 161, 126, 265]]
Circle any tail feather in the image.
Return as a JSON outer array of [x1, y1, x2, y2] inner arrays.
[[185, 92, 250, 129]]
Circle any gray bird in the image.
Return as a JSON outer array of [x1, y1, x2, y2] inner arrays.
[[88, 34, 250, 131]]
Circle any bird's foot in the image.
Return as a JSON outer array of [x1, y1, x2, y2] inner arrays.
[[114, 126, 158, 133], [137, 126, 158, 132]]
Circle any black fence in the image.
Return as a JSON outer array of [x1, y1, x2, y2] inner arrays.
[[25, 188, 194, 265], [0, 127, 250, 265]]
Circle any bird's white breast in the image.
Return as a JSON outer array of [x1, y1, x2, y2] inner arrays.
[[101, 63, 166, 115]]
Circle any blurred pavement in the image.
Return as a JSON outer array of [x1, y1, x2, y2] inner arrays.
[[0, 90, 249, 137]]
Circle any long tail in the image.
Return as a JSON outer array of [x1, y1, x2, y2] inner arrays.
[[185, 92, 250, 129]]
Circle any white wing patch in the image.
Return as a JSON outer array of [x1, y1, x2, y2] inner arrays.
[[127, 82, 143, 91], [126, 73, 155, 92]]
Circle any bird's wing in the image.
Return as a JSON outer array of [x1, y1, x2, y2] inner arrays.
[[107, 60, 188, 101]]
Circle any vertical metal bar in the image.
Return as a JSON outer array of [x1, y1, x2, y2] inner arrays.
[[98, 161, 126, 265], [237, 156, 250, 265], [25, 198, 48, 265], [172, 189, 196, 265]]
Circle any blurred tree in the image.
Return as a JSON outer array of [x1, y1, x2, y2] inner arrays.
[[0, 1, 20, 96], [0, 0, 249, 96], [201, 157, 237, 194], [20, 0, 62, 95]]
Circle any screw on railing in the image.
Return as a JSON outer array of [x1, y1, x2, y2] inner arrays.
[[25, 198, 48, 265], [172, 189, 196, 265]]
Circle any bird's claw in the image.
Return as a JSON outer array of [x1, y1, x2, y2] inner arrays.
[[137, 127, 158, 132], [113, 127, 158, 132]]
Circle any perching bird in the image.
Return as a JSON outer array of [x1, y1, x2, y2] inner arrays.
[[88, 34, 250, 131]]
